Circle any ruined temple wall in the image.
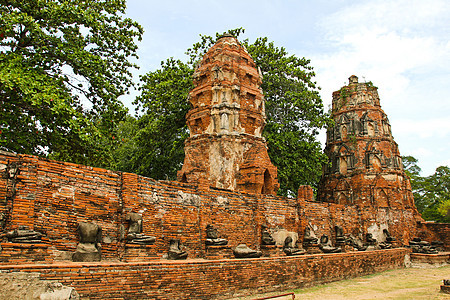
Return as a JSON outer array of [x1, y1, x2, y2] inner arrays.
[[0, 153, 123, 260], [0, 152, 439, 263], [122, 173, 204, 258], [298, 202, 362, 240], [422, 222, 450, 251], [0, 249, 410, 299], [298, 199, 422, 246], [123, 173, 262, 258], [0, 152, 296, 261], [123, 176, 301, 257]]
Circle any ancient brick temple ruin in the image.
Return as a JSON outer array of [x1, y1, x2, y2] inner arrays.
[[0, 37, 448, 299], [178, 33, 279, 195], [318, 75, 415, 209]]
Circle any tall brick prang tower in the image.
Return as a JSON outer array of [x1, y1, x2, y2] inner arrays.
[[317, 75, 416, 209], [177, 34, 279, 195]]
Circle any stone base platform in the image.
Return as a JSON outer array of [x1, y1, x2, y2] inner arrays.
[[410, 252, 450, 266], [122, 243, 159, 262], [0, 248, 410, 299], [304, 244, 321, 254], [260, 245, 284, 257], [205, 245, 233, 259]]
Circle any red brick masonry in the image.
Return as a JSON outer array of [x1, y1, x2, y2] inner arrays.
[[0, 248, 410, 299], [0, 152, 444, 263]]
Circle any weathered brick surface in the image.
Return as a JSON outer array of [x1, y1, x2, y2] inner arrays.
[[0, 40, 446, 300], [0, 151, 20, 225], [177, 35, 279, 195], [316, 76, 426, 244], [0, 243, 52, 264], [318, 75, 416, 211], [422, 222, 450, 251], [0, 150, 441, 264], [0, 249, 410, 299], [410, 252, 450, 264]]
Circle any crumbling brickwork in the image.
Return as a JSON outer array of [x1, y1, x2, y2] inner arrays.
[[318, 75, 417, 212], [0, 151, 434, 264], [0, 248, 409, 299], [177, 34, 279, 195], [422, 222, 450, 251]]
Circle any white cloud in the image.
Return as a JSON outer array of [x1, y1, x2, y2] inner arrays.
[[392, 118, 450, 139], [311, 16, 449, 110], [410, 147, 433, 158], [307, 0, 450, 175], [321, 0, 449, 36]]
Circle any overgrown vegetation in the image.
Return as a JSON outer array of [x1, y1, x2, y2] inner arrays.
[[0, 0, 143, 167]]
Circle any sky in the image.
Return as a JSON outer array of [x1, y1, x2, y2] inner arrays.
[[123, 0, 450, 176]]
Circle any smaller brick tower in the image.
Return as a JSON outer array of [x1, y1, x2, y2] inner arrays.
[[317, 75, 415, 209], [177, 34, 279, 195]]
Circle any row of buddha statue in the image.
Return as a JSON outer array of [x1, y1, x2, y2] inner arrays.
[[4, 213, 440, 261]]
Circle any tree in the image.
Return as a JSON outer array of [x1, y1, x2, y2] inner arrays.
[[420, 166, 450, 222], [402, 156, 450, 223], [246, 37, 331, 195], [0, 0, 143, 166], [402, 155, 427, 211], [402, 155, 422, 179], [122, 29, 331, 196], [113, 58, 193, 178]]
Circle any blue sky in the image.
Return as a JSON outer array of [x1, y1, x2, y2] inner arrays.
[[123, 0, 450, 176]]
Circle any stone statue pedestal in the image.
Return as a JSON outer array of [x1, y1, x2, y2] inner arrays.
[[336, 241, 346, 249], [441, 285, 450, 294], [304, 243, 321, 254], [72, 243, 101, 262], [205, 245, 233, 260], [122, 244, 158, 262], [260, 244, 283, 257], [72, 251, 101, 262], [366, 245, 378, 251]]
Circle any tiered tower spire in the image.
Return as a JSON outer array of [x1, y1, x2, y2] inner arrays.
[[318, 75, 415, 209], [177, 34, 278, 194]]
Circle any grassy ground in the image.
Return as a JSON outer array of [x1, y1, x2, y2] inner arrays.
[[234, 265, 450, 300]]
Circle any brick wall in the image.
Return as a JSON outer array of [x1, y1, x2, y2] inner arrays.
[[0, 248, 410, 299], [422, 222, 450, 251], [0, 153, 123, 260], [0, 152, 441, 263]]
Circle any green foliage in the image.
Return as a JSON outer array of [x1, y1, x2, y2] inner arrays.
[[365, 81, 377, 89], [113, 58, 193, 179], [107, 115, 140, 172], [402, 156, 450, 223], [419, 166, 450, 223], [339, 86, 350, 100], [246, 36, 331, 195], [122, 28, 331, 196], [437, 199, 450, 221], [402, 155, 422, 178], [0, 0, 143, 167]]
